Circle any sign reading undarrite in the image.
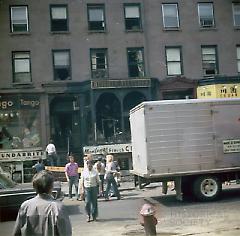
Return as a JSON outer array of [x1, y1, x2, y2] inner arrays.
[[223, 139, 240, 153], [0, 148, 46, 162], [83, 143, 132, 155]]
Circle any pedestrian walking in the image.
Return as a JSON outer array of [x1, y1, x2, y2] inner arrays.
[[45, 139, 59, 166], [94, 156, 105, 197], [80, 160, 100, 222], [32, 157, 45, 173], [104, 154, 121, 200], [13, 170, 72, 236], [65, 155, 79, 200]]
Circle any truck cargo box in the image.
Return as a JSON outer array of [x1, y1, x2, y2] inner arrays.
[[130, 98, 240, 178]]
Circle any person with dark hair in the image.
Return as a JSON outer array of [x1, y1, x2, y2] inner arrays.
[[80, 160, 100, 222], [32, 158, 45, 173], [13, 170, 72, 236]]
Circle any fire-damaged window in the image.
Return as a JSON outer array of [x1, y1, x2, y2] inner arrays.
[[201, 46, 218, 76], [0, 95, 41, 149], [127, 47, 145, 77], [90, 48, 108, 79], [52, 50, 71, 81], [50, 5, 68, 32]]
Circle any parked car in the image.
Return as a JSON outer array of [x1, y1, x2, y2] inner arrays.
[[0, 172, 64, 221]]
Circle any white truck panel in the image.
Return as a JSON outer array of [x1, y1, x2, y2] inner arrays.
[[130, 99, 240, 178]]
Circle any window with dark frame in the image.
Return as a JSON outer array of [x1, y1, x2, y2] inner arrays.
[[50, 5, 68, 32], [52, 50, 71, 81], [12, 51, 31, 83], [127, 48, 145, 77], [10, 6, 29, 32], [201, 46, 218, 76], [237, 46, 240, 73], [162, 3, 179, 28], [87, 4, 105, 31], [124, 4, 142, 30], [90, 49, 108, 79], [165, 47, 182, 76], [233, 3, 240, 27], [198, 3, 215, 28]]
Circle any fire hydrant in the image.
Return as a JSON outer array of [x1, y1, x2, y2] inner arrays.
[[140, 202, 158, 236]]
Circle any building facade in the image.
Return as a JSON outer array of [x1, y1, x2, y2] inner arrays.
[[0, 0, 240, 174]]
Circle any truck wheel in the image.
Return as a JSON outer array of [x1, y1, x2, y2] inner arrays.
[[193, 176, 222, 201]]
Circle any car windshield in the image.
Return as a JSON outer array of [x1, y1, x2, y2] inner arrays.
[[0, 173, 16, 188]]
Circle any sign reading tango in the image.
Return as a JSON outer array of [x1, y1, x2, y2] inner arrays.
[[0, 148, 46, 162], [83, 143, 132, 155]]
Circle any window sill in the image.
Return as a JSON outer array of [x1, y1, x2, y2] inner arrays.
[[233, 26, 240, 31], [12, 82, 34, 87], [199, 27, 217, 31], [162, 28, 181, 32], [125, 29, 143, 33], [88, 30, 107, 34], [50, 31, 70, 35], [9, 32, 31, 36]]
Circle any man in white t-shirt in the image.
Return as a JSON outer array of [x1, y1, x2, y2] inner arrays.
[[46, 139, 58, 166]]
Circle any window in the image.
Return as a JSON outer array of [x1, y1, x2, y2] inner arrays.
[[127, 48, 145, 77], [50, 5, 68, 32], [124, 4, 142, 30], [233, 3, 240, 27], [10, 6, 29, 32], [201, 46, 218, 75], [90, 49, 108, 79], [165, 47, 182, 76], [162, 4, 179, 28], [12, 52, 31, 83], [198, 3, 215, 28], [87, 4, 105, 31], [237, 46, 240, 73], [52, 50, 71, 81]]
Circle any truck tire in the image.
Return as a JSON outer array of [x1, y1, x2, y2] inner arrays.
[[193, 176, 222, 201]]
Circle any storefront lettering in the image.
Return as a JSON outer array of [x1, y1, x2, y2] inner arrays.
[[0, 101, 14, 109], [83, 144, 132, 155], [0, 149, 45, 162], [20, 99, 40, 108]]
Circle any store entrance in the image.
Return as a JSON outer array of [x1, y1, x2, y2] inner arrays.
[[50, 96, 81, 155]]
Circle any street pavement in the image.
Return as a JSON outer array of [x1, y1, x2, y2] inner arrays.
[[1, 181, 240, 236]]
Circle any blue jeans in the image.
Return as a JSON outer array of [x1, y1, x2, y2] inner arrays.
[[68, 175, 79, 199], [85, 186, 98, 219], [104, 174, 120, 199]]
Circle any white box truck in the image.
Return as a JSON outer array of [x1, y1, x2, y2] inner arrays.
[[130, 98, 240, 201]]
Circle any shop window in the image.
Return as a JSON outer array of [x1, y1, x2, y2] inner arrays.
[[0, 95, 41, 150], [165, 47, 182, 76], [201, 46, 218, 76], [162, 3, 179, 29], [237, 46, 240, 73], [124, 4, 142, 30], [52, 50, 71, 81], [198, 3, 215, 28], [50, 5, 68, 32], [87, 4, 105, 31], [12, 51, 31, 84], [90, 48, 108, 79], [10, 6, 29, 32], [233, 3, 240, 27], [127, 48, 145, 77]]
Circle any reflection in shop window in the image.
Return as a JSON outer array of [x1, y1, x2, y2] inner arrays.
[[0, 96, 41, 149]]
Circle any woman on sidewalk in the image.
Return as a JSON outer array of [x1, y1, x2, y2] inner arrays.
[[80, 160, 100, 222], [104, 154, 121, 200]]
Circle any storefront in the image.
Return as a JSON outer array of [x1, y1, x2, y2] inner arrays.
[[0, 94, 45, 182], [197, 76, 240, 99]]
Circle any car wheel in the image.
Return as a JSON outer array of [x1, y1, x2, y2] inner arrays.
[[193, 175, 222, 201]]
